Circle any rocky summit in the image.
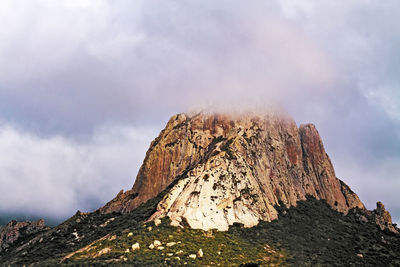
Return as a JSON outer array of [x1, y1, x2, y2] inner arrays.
[[101, 112, 367, 231]]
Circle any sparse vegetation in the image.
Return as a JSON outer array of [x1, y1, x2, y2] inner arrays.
[[63, 217, 287, 266], [1, 196, 399, 266]]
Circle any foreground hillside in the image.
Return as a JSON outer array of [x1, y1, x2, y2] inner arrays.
[[62, 197, 400, 266], [1, 195, 399, 266]]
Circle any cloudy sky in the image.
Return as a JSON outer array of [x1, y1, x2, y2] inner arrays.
[[0, 0, 399, 224]]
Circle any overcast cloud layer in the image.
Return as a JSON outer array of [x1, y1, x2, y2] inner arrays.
[[0, 0, 399, 224]]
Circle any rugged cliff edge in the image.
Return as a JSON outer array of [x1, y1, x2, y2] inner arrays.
[[100, 112, 370, 231]]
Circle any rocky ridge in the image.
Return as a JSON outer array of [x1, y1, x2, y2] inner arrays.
[[0, 219, 49, 252], [101, 112, 370, 231]]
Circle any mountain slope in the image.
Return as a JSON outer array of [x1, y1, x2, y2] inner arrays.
[[62, 198, 400, 266], [2, 196, 398, 266]]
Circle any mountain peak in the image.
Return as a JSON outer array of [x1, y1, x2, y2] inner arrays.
[[100, 112, 366, 230]]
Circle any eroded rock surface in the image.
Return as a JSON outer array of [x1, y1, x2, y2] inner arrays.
[[101, 112, 366, 230]]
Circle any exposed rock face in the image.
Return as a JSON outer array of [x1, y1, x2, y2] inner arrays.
[[100, 113, 230, 213], [101, 112, 366, 231], [373, 202, 398, 233], [0, 219, 48, 251]]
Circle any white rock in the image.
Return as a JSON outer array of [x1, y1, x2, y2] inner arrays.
[[100, 217, 115, 227], [175, 257, 181, 261], [197, 248, 203, 258], [149, 244, 155, 249], [188, 254, 197, 259], [148, 156, 265, 231], [166, 242, 176, 247], [127, 232, 133, 237], [154, 218, 162, 226], [147, 226, 152, 231], [96, 247, 111, 257], [167, 253, 173, 256], [131, 242, 140, 251], [72, 232, 80, 240], [153, 240, 162, 247], [176, 250, 183, 254], [157, 246, 165, 250]]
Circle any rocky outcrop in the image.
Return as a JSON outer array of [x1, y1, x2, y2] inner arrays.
[[101, 112, 366, 230], [0, 219, 49, 251], [373, 202, 398, 233]]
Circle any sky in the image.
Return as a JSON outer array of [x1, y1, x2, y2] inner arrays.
[[0, 0, 399, 225]]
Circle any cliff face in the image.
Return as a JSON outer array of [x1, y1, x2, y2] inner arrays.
[[100, 112, 366, 229], [100, 112, 366, 230], [100, 113, 236, 213]]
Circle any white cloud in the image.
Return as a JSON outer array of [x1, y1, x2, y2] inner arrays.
[[0, 0, 336, 131], [365, 86, 400, 121], [0, 122, 158, 218]]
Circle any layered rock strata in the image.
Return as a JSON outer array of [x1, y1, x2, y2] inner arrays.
[[101, 112, 367, 230]]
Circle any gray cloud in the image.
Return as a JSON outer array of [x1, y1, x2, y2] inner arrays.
[[0, 0, 336, 134], [0, 0, 399, 223], [0, 121, 158, 220]]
